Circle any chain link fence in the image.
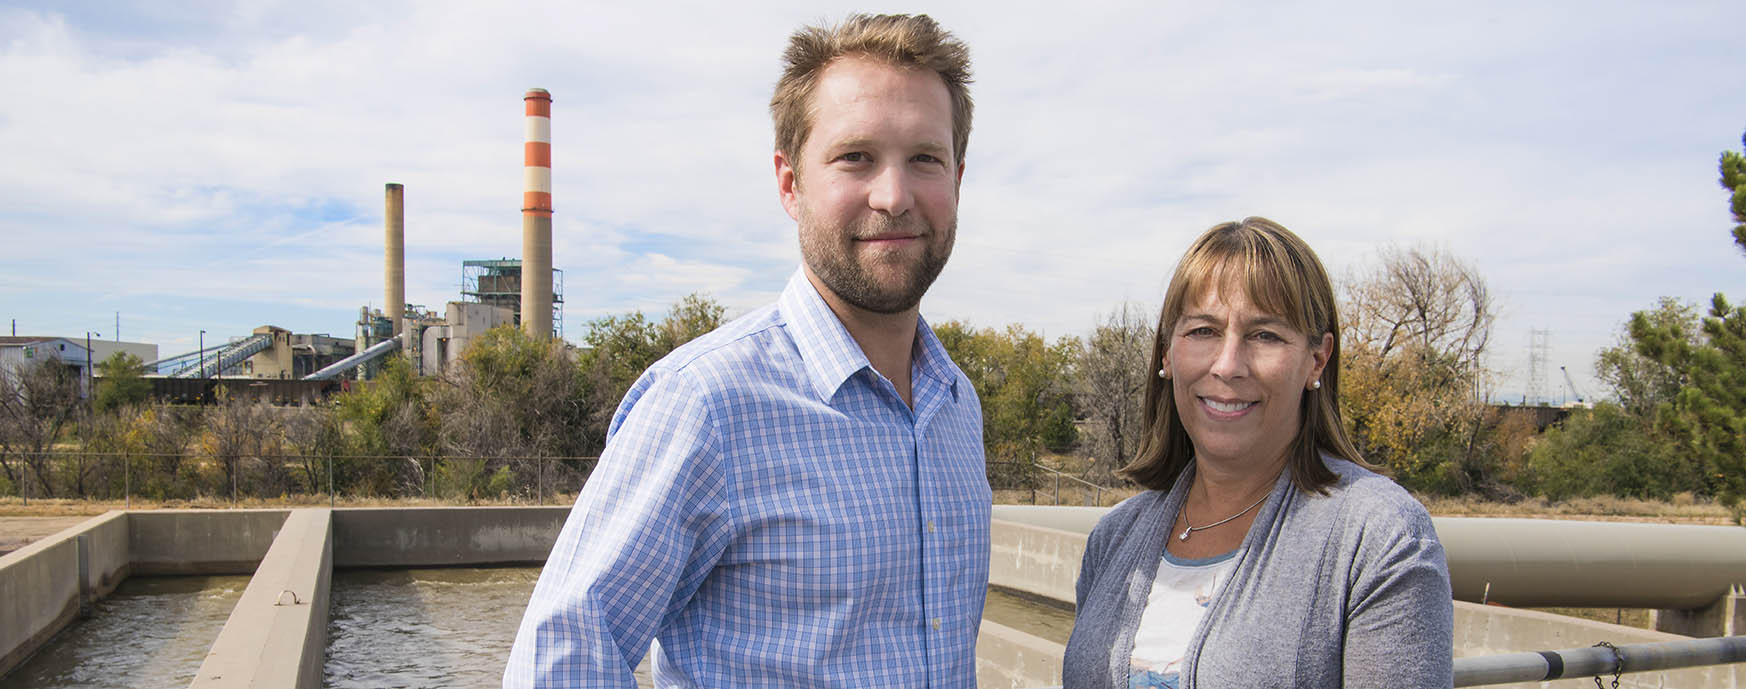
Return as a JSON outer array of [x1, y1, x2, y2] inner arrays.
[[1, 453, 1128, 508], [0, 452, 601, 507]]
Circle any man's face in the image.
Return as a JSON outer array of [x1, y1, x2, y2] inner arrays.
[[777, 56, 963, 315]]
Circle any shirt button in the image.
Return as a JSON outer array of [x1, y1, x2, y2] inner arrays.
[[931, 618, 941, 630], [927, 520, 936, 534]]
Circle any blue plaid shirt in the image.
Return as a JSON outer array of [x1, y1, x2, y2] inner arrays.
[[505, 270, 991, 688]]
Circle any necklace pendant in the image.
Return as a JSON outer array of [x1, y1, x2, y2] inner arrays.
[[1178, 528, 1191, 541]]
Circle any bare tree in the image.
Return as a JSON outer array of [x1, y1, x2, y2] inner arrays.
[[1344, 245, 1494, 374], [1074, 303, 1154, 483], [0, 359, 82, 498], [141, 403, 199, 496], [1340, 245, 1497, 492], [200, 387, 280, 501], [282, 406, 343, 495], [75, 409, 125, 498]]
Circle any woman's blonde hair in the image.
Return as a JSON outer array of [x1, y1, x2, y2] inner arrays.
[[1119, 217, 1370, 493]]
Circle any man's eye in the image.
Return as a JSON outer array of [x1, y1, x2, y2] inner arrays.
[[839, 152, 869, 163], [913, 153, 941, 164]]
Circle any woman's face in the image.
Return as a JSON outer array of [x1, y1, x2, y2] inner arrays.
[[1164, 280, 1332, 471]]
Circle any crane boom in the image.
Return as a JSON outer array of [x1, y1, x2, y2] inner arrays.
[[1558, 366, 1587, 404]]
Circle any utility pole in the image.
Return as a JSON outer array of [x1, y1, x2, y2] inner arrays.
[[85, 331, 100, 401]]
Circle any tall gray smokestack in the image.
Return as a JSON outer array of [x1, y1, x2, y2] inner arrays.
[[385, 183, 405, 336], [521, 88, 553, 339]]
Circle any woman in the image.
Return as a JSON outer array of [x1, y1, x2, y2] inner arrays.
[[1063, 218, 1453, 688]]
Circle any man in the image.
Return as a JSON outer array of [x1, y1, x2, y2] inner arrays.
[[504, 13, 989, 688]]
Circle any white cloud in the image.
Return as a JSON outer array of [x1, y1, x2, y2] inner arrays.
[[3, 0, 1745, 401]]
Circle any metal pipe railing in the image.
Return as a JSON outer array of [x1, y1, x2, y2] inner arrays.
[[1454, 635, 1746, 686], [1033, 638, 1746, 689], [1029, 463, 1108, 506]]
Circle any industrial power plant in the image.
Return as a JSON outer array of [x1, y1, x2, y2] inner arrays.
[[0, 89, 566, 406]]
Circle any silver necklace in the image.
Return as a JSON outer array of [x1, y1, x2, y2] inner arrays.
[[1178, 491, 1270, 541]]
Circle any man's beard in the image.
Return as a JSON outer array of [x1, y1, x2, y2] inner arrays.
[[799, 211, 954, 315]]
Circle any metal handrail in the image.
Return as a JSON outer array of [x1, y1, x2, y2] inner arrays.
[[1030, 636, 1746, 689], [986, 460, 1120, 506], [1454, 635, 1746, 686], [1031, 463, 1111, 506]]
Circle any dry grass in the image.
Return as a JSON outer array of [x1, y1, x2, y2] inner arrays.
[[4, 488, 1733, 525], [1530, 607, 1656, 630], [1415, 492, 1733, 525], [1009, 453, 1737, 523], [0, 494, 580, 517]]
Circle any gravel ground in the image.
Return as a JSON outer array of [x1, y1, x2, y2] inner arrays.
[[0, 516, 98, 556]]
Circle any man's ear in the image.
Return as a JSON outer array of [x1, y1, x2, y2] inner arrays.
[[775, 150, 800, 221]]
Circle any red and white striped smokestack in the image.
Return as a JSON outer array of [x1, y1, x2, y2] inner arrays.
[[521, 88, 554, 339]]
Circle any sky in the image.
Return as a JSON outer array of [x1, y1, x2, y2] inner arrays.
[[2, 0, 1743, 402]]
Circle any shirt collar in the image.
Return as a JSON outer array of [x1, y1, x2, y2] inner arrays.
[[777, 268, 960, 404]]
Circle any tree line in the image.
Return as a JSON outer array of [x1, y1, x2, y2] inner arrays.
[[4, 132, 1744, 516]]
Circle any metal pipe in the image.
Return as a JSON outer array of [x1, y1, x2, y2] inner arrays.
[[1435, 517, 1746, 609], [1454, 635, 1746, 687], [521, 88, 553, 339], [385, 183, 405, 337], [991, 508, 1746, 611], [303, 338, 401, 381]]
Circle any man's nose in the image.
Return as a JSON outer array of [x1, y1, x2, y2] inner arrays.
[[866, 164, 916, 216]]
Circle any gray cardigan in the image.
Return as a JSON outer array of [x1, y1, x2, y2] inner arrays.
[[1063, 458, 1453, 688]]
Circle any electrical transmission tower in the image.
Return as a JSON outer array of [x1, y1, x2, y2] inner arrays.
[[1525, 328, 1551, 406]]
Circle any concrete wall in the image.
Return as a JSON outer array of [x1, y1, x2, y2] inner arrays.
[[977, 621, 1065, 689], [989, 519, 1083, 607], [991, 504, 1109, 535], [129, 509, 288, 575], [0, 511, 129, 679], [332, 506, 566, 568], [191, 509, 332, 689], [77, 511, 130, 603], [1658, 589, 1746, 637]]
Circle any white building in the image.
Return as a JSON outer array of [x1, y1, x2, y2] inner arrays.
[[0, 336, 158, 397], [0, 336, 91, 396]]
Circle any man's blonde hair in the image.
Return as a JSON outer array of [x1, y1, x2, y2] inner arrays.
[[771, 13, 973, 169]]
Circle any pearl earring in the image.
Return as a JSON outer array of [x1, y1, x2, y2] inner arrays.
[[1158, 368, 1169, 379], [1311, 380, 1322, 390]]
